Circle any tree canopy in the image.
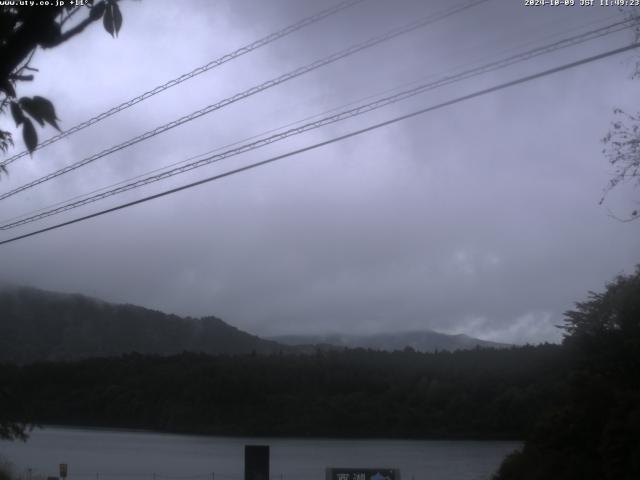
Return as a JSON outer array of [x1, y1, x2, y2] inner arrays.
[[0, 1, 123, 439], [0, 344, 569, 440], [600, 9, 640, 221], [602, 110, 640, 221], [494, 266, 640, 480], [0, 0, 123, 162]]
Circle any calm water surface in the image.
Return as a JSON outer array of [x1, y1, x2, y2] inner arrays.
[[0, 427, 520, 480]]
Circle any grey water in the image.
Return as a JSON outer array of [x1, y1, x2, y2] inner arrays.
[[0, 427, 520, 480]]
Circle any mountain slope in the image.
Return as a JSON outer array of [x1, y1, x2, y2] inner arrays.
[[0, 285, 287, 363], [271, 331, 509, 353]]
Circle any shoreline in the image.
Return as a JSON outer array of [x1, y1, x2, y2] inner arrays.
[[12, 424, 524, 444]]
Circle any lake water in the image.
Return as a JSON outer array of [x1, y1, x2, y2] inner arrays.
[[0, 427, 520, 480]]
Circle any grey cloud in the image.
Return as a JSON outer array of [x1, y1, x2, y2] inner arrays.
[[0, 0, 638, 345]]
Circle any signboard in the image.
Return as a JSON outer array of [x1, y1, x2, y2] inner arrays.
[[326, 468, 400, 480], [245, 445, 269, 480], [59, 464, 68, 479]]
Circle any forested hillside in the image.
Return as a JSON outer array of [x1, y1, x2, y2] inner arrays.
[[0, 286, 286, 363], [2, 266, 637, 480], [0, 285, 510, 363], [272, 331, 509, 352], [0, 344, 569, 439]]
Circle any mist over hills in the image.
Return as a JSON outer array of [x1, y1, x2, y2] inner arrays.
[[0, 285, 509, 364], [271, 331, 509, 353], [0, 285, 286, 363]]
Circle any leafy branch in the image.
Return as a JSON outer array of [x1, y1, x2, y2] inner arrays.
[[0, 0, 124, 172]]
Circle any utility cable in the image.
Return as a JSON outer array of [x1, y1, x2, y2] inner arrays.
[[1, 41, 637, 247], [0, 17, 632, 230], [0, 0, 367, 168], [0, 0, 488, 201]]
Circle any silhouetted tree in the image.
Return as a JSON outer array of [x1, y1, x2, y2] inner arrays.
[[494, 266, 640, 480], [600, 9, 640, 221], [0, 0, 123, 164], [0, 1, 124, 439], [601, 110, 640, 221]]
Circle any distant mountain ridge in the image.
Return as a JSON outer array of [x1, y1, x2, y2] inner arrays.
[[0, 285, 288, 363], [0, 285, 508, 364], [270, 331, 510, 353]]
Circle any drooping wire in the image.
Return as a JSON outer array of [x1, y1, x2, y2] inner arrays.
[[1, 10, 626, 228], [0, 0, 367, 168], [0, 0, 488, 202], [0, 16, 633, 231], [1, 41, 637, 247]]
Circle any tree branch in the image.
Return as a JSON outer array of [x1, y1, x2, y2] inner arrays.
[[43, 1, 107, 48], [8, 74, 34, 82]]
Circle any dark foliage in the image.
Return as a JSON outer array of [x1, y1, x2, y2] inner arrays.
[[493, 267, 640, 480], [0, 1, 122, 158], [0, 344, 570, 440], [0, 286, 287, 363], [0, 284, 285, 441], [1, 1, 124, 438]]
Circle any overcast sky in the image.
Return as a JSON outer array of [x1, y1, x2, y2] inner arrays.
[[0, 0, 638, 343]]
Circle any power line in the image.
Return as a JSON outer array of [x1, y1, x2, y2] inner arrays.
[[0, 17, 633, 231], [0, 0, 367, 168], [1, 41, 637, 247], [1, 17, 631, 228], [0, 0, 488, 203]]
